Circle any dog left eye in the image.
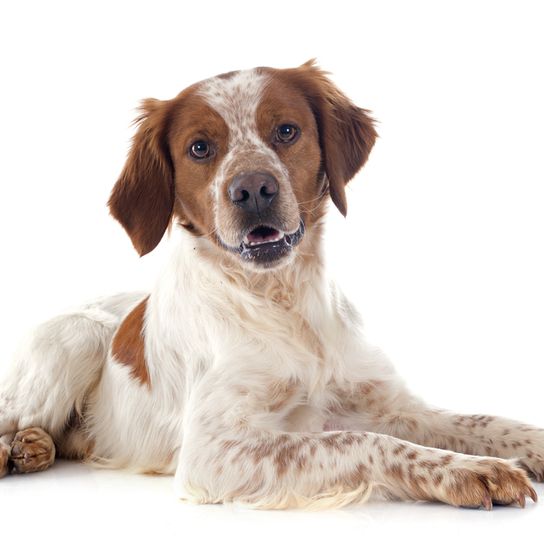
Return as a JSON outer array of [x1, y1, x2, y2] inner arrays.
[[189, 140, 212, 159], [276, 124, 299, 143]]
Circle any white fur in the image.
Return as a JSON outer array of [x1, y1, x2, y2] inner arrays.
[[1, 75, 542, 507], [1, 224, 541, 507]]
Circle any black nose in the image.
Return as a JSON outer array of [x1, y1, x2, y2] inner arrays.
[[228, 172, 279, 214]]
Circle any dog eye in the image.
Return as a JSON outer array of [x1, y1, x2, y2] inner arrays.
[[189, 140, 211, 159], [276, 124, 299, 143]]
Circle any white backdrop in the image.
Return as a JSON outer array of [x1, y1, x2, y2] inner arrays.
[[0, 1, 543, 541]]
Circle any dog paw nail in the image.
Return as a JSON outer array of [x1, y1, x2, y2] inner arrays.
[[482, 493, 493, 510]]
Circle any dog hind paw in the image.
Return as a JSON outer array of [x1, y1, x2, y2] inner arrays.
[[0, 445, 9, 478], [10, 427, 56, 474]]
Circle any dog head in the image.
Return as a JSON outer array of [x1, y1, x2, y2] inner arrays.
[[109, 60, 377, 270]]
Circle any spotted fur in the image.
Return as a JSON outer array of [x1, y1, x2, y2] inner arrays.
[[0, 62, 542, 510]]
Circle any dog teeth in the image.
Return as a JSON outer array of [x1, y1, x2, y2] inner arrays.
[[269, 231, 284, 243], [243, 231, 284, 246]]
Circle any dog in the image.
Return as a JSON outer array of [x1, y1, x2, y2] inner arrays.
[[0, 60, 541, 509]]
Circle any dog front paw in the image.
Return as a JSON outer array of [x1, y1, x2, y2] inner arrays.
[[439, 457, 537, 509]]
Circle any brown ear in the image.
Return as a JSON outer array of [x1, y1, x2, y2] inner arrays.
[[287, 60, 377, 216], [108, 98, 175, 256]]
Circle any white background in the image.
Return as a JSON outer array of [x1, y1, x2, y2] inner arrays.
[[0, 0, 543, 542]]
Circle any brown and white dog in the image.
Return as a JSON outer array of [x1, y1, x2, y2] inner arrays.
[[0, 61, 542, 509]]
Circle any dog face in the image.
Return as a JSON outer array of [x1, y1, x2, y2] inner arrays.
[[109, 61, 377, 270]]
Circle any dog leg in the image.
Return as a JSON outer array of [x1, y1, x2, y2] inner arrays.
[[0, 306, 118, 472], [332, 380, 544, 482], [177, 427, 536, 509], [174, 372, 537, 509]]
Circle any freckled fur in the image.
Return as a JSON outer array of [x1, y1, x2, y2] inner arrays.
[[0, 62, 542, 509]]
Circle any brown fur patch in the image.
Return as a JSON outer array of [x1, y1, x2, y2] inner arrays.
[[418, 460, 440, 471], [440, 454, 454, 466], [108, 100, 176, 256], [169, 93, 229, 238], [270, 61, 377, 216], [111, 298, 150, 386], [256, 76, 326, 229], [409, 474, 429, 499], [344, 463, 369, 488], [386, 463, 405, 483], [273, 442, 300, 476]]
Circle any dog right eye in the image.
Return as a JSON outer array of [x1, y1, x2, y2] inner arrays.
[[189, 140, 212, 160], [275, 124, 299, 144]]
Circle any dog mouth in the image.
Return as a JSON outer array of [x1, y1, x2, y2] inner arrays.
[[243, 226, 286, 246], [224, 222, 305, 266]]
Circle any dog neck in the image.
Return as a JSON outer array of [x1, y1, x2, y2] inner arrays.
[[178, 221, 326, 303], [144, 220, 336, 386]]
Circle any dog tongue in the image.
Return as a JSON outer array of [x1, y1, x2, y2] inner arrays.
[[247, 226, 280, 244]]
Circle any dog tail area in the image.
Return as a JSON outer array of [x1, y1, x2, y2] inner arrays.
[[0, 305, 121, 442]]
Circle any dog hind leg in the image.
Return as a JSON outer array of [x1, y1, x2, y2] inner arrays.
[[0, 306, 119, 476]]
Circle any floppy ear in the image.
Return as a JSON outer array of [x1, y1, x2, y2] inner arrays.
[[289, 60, 377, 216], [108, 98, 175, 256]]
